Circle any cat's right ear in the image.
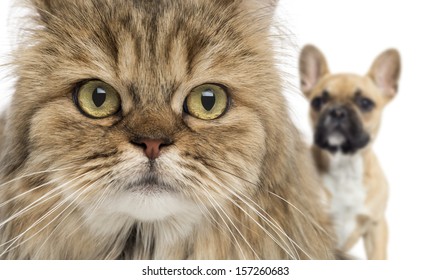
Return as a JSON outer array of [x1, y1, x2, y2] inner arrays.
[[299, 45, 330, 98]]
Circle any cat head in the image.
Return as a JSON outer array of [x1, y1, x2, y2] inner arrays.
[[3, 0, 294, 230]]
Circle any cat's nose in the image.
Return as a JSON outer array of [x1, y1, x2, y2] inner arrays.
[[132, 138, 173, 160]]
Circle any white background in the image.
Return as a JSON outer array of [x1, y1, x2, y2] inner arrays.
[[0, 0, 430, 263]]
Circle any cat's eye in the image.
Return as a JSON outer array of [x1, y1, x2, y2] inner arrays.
[[74, 80, 121, 118], [183, 84, 229, 120]]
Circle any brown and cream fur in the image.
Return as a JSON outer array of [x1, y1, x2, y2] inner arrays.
[[0, 0, 336, 259], [300, 45, 401, 259]]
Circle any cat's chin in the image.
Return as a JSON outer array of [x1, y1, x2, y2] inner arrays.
[[77, 191, 202, 246], [109, 191, 198, 222], [81, 190, 202, 241], [82, 189, 201, 227]]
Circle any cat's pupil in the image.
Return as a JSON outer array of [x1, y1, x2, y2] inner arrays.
[[92, 87, 107, 107], [201, 89, 216, 111]]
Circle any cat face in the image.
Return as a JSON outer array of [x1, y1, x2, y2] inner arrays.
[[5, 0, 287, 228]]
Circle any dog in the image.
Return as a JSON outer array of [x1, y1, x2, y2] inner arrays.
[[299, 45, 401, 259]]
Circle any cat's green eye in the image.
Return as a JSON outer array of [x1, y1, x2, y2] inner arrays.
[[74, 80, 121, 118], [184, 84, 229, 120]]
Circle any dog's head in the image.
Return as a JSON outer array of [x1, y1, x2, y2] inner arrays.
[[299, 45, 401, 154]]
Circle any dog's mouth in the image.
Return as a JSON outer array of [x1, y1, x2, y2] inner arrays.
[[327, 132, 346, 146], [314, 107, 370, 154], [315, 130, 369, 154]]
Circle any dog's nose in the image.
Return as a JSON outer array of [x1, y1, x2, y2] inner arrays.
[[329, 107, 347, 121], [131, 138, 173, 160]]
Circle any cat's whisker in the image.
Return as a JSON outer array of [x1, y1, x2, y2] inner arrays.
[[0, 171, 91, 230], [0, 165, 76, 189], [189, 187, 249, 252], [63, 176, 114, 240], [208, 175, 306, 258], [189, 188, 224, 232], [205, 177, 297, 259], [0, 174, 67, 209], [230, 173, 327, 245], [0, 179, 96, 257], [84, 178, 114, 220], [33, 178, 107, 258], [204, 159, 328, 240], [198, 185, 250, 260], [196, 156, 258, 179], [193, 156, 325, 258], [202, 162, 260, 188], [267, 192, 333, 258], [197, 169, 289, 259], [203, 163, 313, 259], [268, 191, 330, 237], [216, 184, 300, 258], [187, 189, 238, 257], [0, 175, 91, 248], [228, 190, 303, 259]]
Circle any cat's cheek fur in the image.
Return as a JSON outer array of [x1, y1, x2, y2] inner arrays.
[[27, 101, 119, 165]]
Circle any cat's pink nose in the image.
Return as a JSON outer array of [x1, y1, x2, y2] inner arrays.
[[133, 138, 172, 160]]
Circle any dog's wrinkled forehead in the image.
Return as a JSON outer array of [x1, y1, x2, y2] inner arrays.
[[315, 74, 374, 101]]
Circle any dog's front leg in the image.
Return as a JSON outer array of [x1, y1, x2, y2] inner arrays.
[[363, 217, 388, 260]]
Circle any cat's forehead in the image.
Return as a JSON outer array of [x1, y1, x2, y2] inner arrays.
[[16, 0, 277, 115], [110, 1, 246, 98], [31, 0, 260, 103], [39, 0, 248, 66]]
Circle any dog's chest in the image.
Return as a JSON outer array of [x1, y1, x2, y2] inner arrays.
[[323, 153, 367, 247]]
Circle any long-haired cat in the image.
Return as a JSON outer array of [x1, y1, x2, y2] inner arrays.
[[0, 0, 337, 259]]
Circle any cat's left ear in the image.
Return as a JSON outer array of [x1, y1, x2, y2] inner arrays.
[[240, 0, 279, 29]]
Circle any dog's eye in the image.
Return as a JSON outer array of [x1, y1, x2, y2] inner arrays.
[[357, 97, 375, 112], [311, 97, 323, 111], [311, 90, 330, 111]]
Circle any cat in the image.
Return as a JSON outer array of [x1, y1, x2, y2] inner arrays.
[[0, 0, 337, 259]]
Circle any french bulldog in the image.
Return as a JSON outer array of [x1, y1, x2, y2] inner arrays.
[[299, 45, 401, 259]]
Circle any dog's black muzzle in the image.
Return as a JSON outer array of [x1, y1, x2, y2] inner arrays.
[[314, 105, 370, 154]]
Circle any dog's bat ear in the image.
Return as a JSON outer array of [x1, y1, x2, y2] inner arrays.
[[368, 49, 401, 100], [299, 45, 330, 98]]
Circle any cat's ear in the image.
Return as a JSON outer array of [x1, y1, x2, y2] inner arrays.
[[239, 0, 279, 29], [299, 45, 330, 98], [367, 49, 401, 100]]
